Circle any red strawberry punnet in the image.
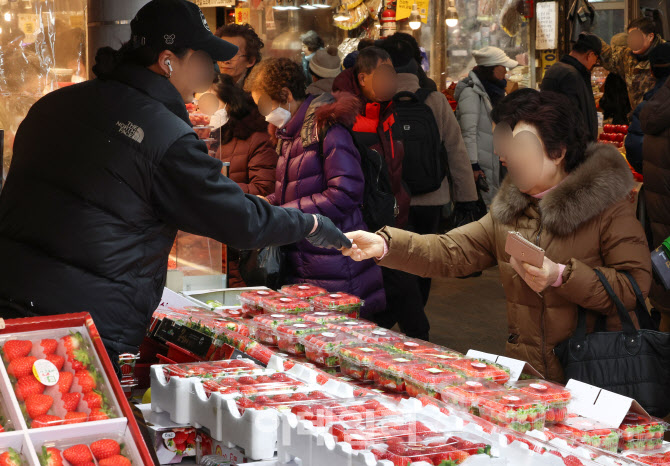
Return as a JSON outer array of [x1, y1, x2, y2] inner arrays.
[[325, 319, 378, 333], [2, 340, 32, 362], [402, 364, 463, 398], [369, 355, 426, 393], [415, 349, 464, 367], [549, 416, 622, 453], [351, 328, 405, 345], [162, 359, 261, 381], [443, 358, 511, 384], [391, 338, 441, 355], [274, 322, 326, 355], [624, 447, 670, 465], [252, 314, 304, 345], [440, 378, 505, 415], [509, 380, 571, 424], [338, 345, 391, 381], [280, 284, 328, 299], [201, 371, 304, 398], [238, 289, 283, 315], [299, 311, 350, 324], [477, 390, 547, 433], [311, 293, 363, 318], [302, 331, 359, 367], [619, 412, 668, 452], [261, 296, 312, 315]]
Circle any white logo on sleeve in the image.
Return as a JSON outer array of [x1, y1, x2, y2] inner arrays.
[[116, 121, 145, 143]]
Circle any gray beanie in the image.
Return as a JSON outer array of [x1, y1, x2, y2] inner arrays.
[[309, 46, 341, 78]]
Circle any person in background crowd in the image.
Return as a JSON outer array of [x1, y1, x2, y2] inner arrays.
[[455, 46, 518, 205], [599, 17, 666, 111], [641, 44, 670, 332], [342, 90, 652, 383], [215, 23, 264, 89], [378, 36, 479, 312], [244, 58, 386, 315], [0, 0, 350, 363], [379, 33, 437, 91], [625, 43, 670, 174], [541, 33, 602, 142], [300, 30, 325, 83], [306, 45, 342, 96], [343, 38, 374, 70]]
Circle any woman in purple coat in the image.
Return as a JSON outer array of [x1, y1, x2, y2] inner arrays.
[[245, 58, 385, 315]]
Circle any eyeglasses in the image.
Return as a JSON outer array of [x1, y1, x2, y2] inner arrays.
[[222, 53, 248, 63]]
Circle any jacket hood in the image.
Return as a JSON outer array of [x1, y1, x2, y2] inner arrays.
[[454, 71, 486, 101], [222, 108, 268, 144], [396, 73, 421, 93], [306, 78, 335, 96], [332, 68, 362, 98], [300, 91, 361, 147], [490, 143, 634, 236]]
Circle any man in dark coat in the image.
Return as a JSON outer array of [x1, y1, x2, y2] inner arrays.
[[0, 0, 348, 364], [541, 33, 601, 141]]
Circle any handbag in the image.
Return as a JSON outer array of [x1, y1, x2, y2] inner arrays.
[[238, 246, 286, 290], [554, 269, 670, 417]]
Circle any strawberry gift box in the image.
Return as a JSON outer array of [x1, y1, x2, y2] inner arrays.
[[273, 322, 327, 355], [301, 331, 360, 367], [477, 390, 547, 433], [619, 412, 668, 452], [311, 293, 363, 319], [337, 345, 394, 381], [547, 416, 622, 453], [238, 289, 282, 316], [260, 296, 312, 315], [280, 284, 328, 300], [440, 379, 505, 415], [252, 313, 304, 346], [509, 380, 571, 424], [0, 313, 154, 464], [368, 355, 426, 393], [402, 363, 464, 398]]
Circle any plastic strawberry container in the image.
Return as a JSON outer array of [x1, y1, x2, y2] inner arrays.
[[369, 431, 492, 466], [623, 444, 670, 465], [368, 354, 426, 393], [252, 314, 304, 345], [338, 345, 392, 381], [390, 338, 441, 355], [402, 364, 464, 398], [280, 284, 328, 300], [439, 378, 505, 415], [200, 371, 305, 398], [548, 416, 621, 452], [273, 322, 327, 355], [261, 296, 312, 315], [299, 310, 351, 324], [324, 319, 378, 333], [234, 389, 334, 415], [508, 379, 571, 423], [619, 412, 668, 451], [477, 390, 547, 433], [311, 293, 363, 318], [443, 358, 511, 384], [351, 328, 405, 345], [416, 348, 465, 366], [162, 359, 262, 381], [214, 308, 247, 320], [302, 331, 360, 367], [238, 289, 282, 315]]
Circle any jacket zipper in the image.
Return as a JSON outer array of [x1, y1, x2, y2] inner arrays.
[[534, 209, 548, 375]]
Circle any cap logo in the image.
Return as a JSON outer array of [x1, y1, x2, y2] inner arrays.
[[200, 10, 211, 32], [164, 34, 175, 45]]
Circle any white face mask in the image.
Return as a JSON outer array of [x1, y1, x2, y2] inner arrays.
[[265, 102, 292, 129], [210, 105, 229, 129]]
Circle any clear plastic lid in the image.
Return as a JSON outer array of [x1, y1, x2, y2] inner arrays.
[[338, 345, 393, 381], [200, 371, 305, 398], [280, 284, 328, 299], [549, 416, 622, 453], [443, 358, 511, 384], [238, 289, 282, 307], [476, 389, 547, 433], [416, 348, 465, 365], [508, 379, 571, 423], [351, 328, 405, 345], [299, 311, 351, 324], [440, 378, 506, 411], [287, 397, 401, 427], [402, 364, 464, 397], [214, 308, 246, 320], [623, 444, 670, 465], [274, 322, 327, 355], [302, 331, 360, 367], [162, 359, 262, 381], [370, 354, 426, 393], [253, 313, 304, 329], [275, 322, 327, 336], [325, 319, 378, 333], [390, 338, 441, 355], [311, 293, 363, 313], [235, 389, 334, 414], [261, 296, 312, 314], [189, 112, 211, 126]]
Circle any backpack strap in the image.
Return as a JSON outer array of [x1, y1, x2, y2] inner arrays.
[[414, 88, 434, 104]]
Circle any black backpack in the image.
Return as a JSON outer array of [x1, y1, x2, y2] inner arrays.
[[319, 125, 397, 232], [393, 89, 447, 195]]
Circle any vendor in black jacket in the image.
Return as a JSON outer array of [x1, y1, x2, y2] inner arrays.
[[540, 33, 602, 141], [0, 0, 349, 363]]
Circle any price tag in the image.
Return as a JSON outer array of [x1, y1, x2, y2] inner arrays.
[[33, 359, 59, 386], [359, 347, 375, 352], [426, 368, 444, 374]]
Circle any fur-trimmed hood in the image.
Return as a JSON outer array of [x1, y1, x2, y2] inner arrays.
[[490, 143, 634, 236], [300, 91, 361, 147]]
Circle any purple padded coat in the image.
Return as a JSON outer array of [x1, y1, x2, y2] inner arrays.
[[266, 92, 386, 315]]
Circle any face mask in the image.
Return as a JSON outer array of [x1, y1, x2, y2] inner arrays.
[[210, 105, 229, 129], [265, 102, 292, 129]]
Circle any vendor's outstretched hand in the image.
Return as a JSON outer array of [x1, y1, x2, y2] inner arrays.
[[307, 214, 352, 249], [341, 231, 385, 261]]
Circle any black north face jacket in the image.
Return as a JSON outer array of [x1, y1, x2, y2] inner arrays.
[[0, 64, 314, 357]]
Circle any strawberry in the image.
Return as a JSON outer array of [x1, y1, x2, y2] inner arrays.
[[90, 439, 121, 460], [62, 392, 82, 412], [40, 339, 58, 355], [31, 414, 63, 428], [39, 446, 64, 466], [61, 333, 90, 371], [63, 412, 88, 424], [15, 374, 45, 401], [83, 391, 104, 410], [55, 372, 73, 394], [88, 407, 112, 422], [63, 445, 93, 464], [8, 356, 37, 378], [99, 455, 131, 466], [563, 455, 585, 466], [0, 448, 21, 466], [2, 340, 32, 361], [46, 354, 65, 371], [75, 369, 98, 393], [25, 393, 53, 419]]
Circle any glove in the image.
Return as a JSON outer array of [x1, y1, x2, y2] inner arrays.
[[306, 214, 352, 249]]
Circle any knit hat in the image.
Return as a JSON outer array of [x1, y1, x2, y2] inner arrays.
[[472, 47, 518, 69], [310, 46, 342, 78]]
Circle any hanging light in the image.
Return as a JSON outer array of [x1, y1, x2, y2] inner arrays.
[[3, 12, 11, 22], [408, 3, 421, 30], [314, 0, 331, 8], [273, 0, 286, 10], [301, 0, 317, 9], [333, 3, 351, 21], [445, 0, 458, 27], [285, 0, 300, 10]]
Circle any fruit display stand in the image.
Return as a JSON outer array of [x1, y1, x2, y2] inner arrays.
[[0, 313, 153, 465]]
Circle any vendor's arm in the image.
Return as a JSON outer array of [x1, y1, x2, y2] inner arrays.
[[151, 134, 314, 250], [598, 38, 628, 76]]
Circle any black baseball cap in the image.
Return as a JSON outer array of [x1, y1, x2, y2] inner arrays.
[[576, 32, 602, 56], [130, 0, 238, 62]]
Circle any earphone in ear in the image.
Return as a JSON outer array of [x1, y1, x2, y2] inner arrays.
[[165, 59, 173, 73]]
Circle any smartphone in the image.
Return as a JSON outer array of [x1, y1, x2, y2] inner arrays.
[[505, 231, 545, 268]]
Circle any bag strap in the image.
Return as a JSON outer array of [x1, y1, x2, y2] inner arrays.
[[414, 88, 433, 104], [621, 270, 658, 330], [593, 269, 638, 335]]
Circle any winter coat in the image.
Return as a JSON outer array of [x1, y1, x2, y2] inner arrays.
[[306, 78, 335, 96], [266, 92, 386, 315], [641, 75, 670, 325], [455, 71, 499, 205], [625, 79, 665, 174], [376, 144, 652, 382], [332, 68, 410, 228], [540, 55, 598, 141], [395, 73, 478, 206], [600, 36, 666, 110], [0, 64, 317, 357], [217, 109, 277, 196]]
